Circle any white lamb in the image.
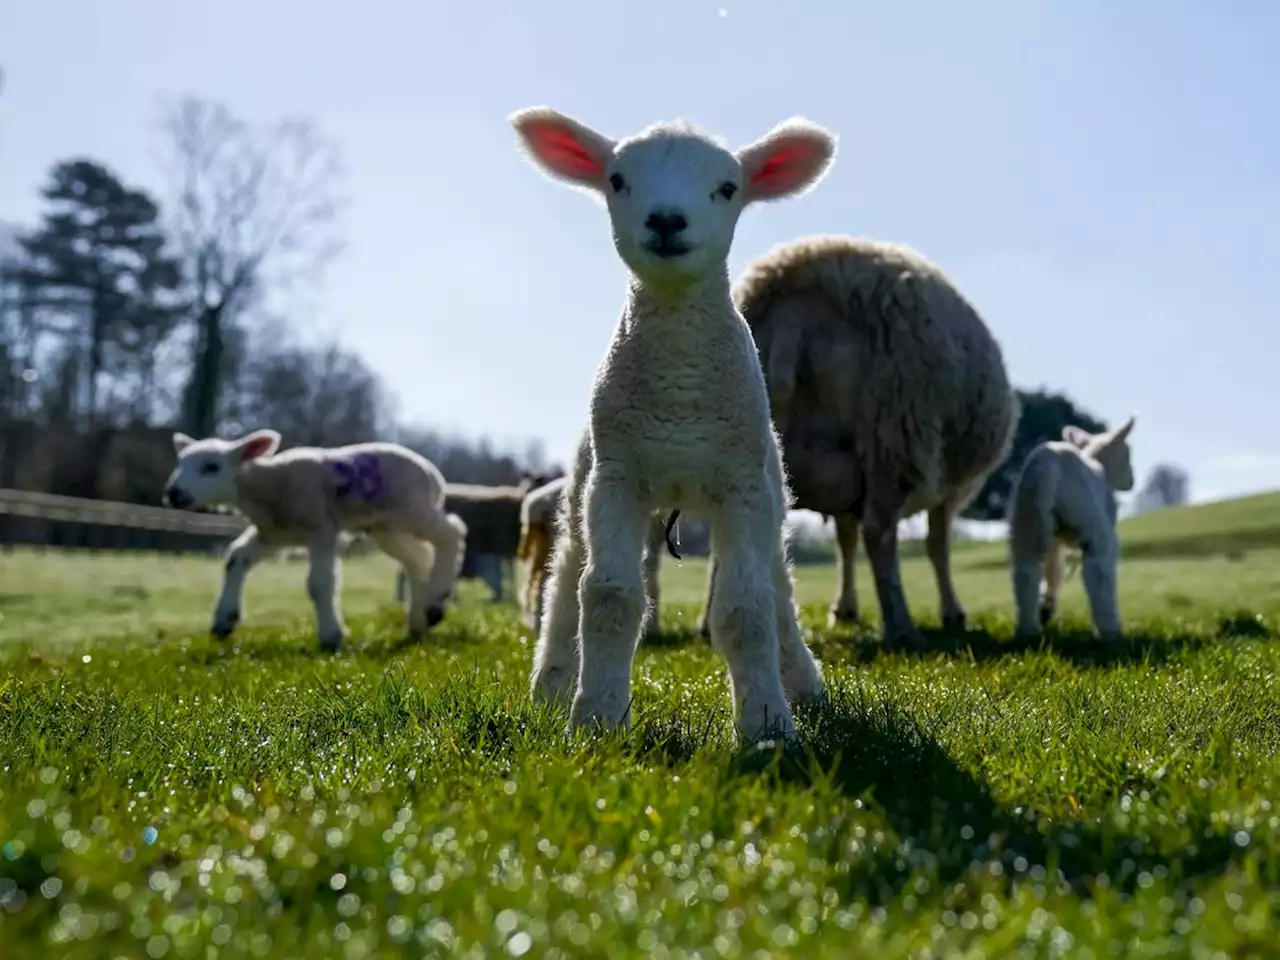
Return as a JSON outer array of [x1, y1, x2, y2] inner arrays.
[[510, 105, 833, 742], [1007, 415, 1137, 638], [162, 430, 468, 652]]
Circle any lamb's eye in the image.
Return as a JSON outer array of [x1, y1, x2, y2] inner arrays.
[[716, 181, 738, 201], [200, 462, 220, 475], [609, 172, 627, 194]]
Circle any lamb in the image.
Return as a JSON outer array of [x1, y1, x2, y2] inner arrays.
[[691, 237, 1019, 649], [1008, 415, 1137, 638], [517, 475, 666, 636], [162, 430, 468, 652], [510, 105, 833, 741]]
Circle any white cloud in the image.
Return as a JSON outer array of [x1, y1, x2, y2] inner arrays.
[[1191, 452, 1280, 504]]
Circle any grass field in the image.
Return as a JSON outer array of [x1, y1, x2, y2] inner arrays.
[[3, 492, 1280, 958]]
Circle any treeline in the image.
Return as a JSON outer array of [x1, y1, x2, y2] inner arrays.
[[0, 97, 555, 505]]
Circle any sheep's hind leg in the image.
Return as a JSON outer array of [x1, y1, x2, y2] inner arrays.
[[706, 498, 796, 743], [828, 512, 861, 626], [926, 503, 967, 631], [213, 526, 269, 639], [370, 528, 435, 641], [571, 469, 650, 733], [306, 529, 346, 652], [862, 498, 924, 651]]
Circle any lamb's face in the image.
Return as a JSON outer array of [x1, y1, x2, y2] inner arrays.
[[1096, 439, 1135, 493], [163, 430, 282, 510], [511, 107, 836, 293], [603, 127, 744, 287]]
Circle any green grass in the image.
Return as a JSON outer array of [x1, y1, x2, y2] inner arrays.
[[3, 493, 1280, 957]]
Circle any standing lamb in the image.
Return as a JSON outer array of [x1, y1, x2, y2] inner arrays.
[[162, 430, 468, 652], [1008, 415, 1137, 638], [510, 105, 833, 742], [518, 475, 666, 636], [691, 237, 1019, 649]]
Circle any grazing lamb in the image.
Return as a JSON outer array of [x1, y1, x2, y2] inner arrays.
[[510, 105, 833, 741], [162, 430, 467, 652], [518, 475, 666, 636], [690, 237, 1018, 649], [1008, 415, 1137, 638]]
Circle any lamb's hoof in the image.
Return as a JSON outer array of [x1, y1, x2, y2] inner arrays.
[[567, 700, 631, 736], [530, 665, 576, 706], [210, 613, 239, 640], [1038, 604, 1055, 627], [942, 612, 968, 632], [425, 605, 445, 628], [827, 606, 860, 628]]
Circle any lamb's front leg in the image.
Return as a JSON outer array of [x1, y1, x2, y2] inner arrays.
[[572, 469, 650, 733], [306, 529, 346, 652], [212, 526, 269, 639], [533, 517, 587, 706], [640, 512, 664, 637], [707, 499, 796, 743], [772, 543, 825, 706]]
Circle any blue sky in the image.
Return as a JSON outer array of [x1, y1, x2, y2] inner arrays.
[[2, 0, 1278, 505]]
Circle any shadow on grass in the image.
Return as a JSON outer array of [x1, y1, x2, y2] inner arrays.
[[807, 623, 1216, 670], [712, 692, 1265, 904]]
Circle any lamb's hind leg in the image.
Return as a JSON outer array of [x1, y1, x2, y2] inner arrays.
[[640, 512, 664, 638], [926, 503, 967, 631], [707, 496, 796, 743], [828, 512, 861, 626], [369, 528, 435, 641], [571, 467, 650, 733], [1080, 534, 1121, 638], [1040, 542, 1066, 626]]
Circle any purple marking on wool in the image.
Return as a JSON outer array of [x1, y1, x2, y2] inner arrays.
[[331, 453, 384, 501]]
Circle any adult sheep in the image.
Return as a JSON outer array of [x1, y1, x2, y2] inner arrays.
[[510, 105, 832, 742], [694, 237, 1018, 649], [162, 430, 467, 652]]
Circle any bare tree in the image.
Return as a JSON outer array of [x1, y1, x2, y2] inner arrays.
[[158, 96, 345, 438]]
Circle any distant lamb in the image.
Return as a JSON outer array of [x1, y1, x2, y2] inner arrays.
[[518, 475, 666, 636], [510, 105, 833, 741], [1008, 415, 1137, 638], [692, 237, 1018, 650], [162, 430, 467, 652]]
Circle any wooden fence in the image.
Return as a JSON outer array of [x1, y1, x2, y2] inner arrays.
[[0, 487, 248, 554]]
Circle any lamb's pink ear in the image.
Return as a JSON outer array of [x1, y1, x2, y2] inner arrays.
[[510, 106, 616, 191], [736, 118, 837, 204], [1062, 425, 1093, 448], [235, 429, 282, 462], [173, 432, 196, 455], [1111, 413, 1137, 442]]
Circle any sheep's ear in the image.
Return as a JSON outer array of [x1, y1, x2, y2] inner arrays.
[[235, 429, 282, 462], [736, 118, 837, 204], [510, 106, 615, 191], [1062, 425, 1093, 448], [172, 432, 196, 455]]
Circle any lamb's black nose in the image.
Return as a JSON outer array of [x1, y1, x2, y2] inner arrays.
[[645, 210, 688, 239], [164, 486, 192, 509]]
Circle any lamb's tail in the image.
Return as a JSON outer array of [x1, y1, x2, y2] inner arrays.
[[1008, 449, 1057, 560]]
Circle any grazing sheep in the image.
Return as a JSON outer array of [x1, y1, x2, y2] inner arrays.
[[691, 237, 1018, 649], [510, 105, 833, 741], [518, 475, 666, 635], [162, 430, 467, 652], [1008, 415, 1137, 638]]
